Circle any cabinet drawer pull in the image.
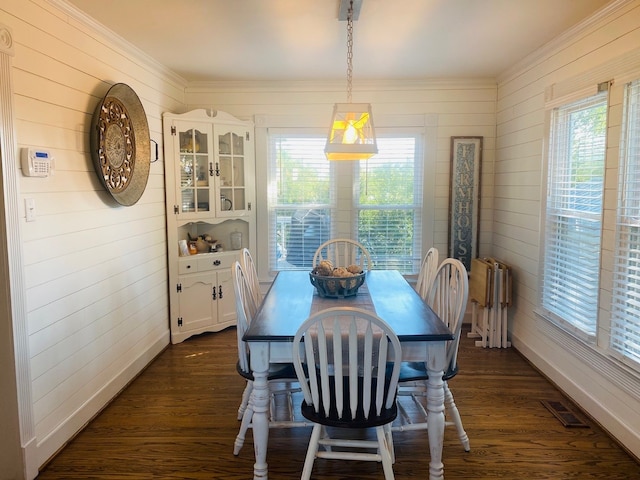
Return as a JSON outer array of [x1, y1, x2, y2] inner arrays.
[[213, 259, 221, 266], [218, 285, 223, 299]]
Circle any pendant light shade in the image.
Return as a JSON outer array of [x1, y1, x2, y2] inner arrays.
[[325, 103, 377, 160], [325, 0, 377, 161]]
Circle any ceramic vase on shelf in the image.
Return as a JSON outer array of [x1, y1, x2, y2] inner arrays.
[[195, 237, 209, 253]]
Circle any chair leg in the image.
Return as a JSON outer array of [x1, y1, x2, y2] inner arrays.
[[376, 425, 396, 480], [301, 424, 322, 480], [383, 423, 395, 463], [233, 391, 255, 456], [443, 382, 470, 452], [319, 425, 332, 452], [237, 380, 253, 420]]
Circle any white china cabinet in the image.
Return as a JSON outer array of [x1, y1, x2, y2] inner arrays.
[[163, 109, 256, 343]]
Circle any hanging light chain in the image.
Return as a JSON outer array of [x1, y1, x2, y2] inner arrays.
[[346, 0, 354, 103], [326, 0, 378, 160]]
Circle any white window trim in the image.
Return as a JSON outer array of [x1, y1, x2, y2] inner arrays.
[[535, 50, 640, 378], [537, 88, 609, 344], [535, 313, 640, 398], [254, 113, 436, 282], [609, 77, 640, 372]]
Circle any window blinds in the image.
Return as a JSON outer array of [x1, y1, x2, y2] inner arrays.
[[611, 79, 640, 366], [541, 91, 607, 336], [356, 136, 422, 272], [268, 134, 334, 270], [267, 131, 423, 274]]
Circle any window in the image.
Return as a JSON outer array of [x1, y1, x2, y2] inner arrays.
[[356, 136, 422, 271], [541, 91, 608, 337], [267, 130, 423, 273], [611, 79, 640, 367], [268, 134, 333, 270]]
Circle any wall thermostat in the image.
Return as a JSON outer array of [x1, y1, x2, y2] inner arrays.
[[21, 147, 54, 177]]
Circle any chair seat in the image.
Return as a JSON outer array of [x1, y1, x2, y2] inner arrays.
[[300, 376, 397, 429], [397, 361, 458, 382], [236, 361, 298, 381]]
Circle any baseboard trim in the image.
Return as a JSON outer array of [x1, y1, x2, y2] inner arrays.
[[22, 435, 38, 480], [511, 331, 640, 462], [35, 329, 170, 472]]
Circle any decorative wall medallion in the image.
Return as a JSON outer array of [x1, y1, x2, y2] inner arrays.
[[90, 83, 150, 206]]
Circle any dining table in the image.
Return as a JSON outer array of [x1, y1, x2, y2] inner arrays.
[[243, 269, 454, 480]]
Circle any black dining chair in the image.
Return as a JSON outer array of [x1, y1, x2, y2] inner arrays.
[[240, 247, 262, 310], [231, 261, 309, 456], [415, 246, 439, 300], [292, 307, 402, 479], [392, 257, 471, 452], [312, 238, 373, 271]]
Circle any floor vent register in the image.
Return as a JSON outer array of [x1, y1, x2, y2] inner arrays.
[[541, 400, 590, 428]]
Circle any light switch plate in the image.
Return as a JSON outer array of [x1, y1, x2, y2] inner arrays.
[[25, 198, 36, 222]]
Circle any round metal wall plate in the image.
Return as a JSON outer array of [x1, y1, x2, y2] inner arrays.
[[90, 83, 150, 206]]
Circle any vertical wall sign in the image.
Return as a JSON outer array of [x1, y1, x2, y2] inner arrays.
[[449, 136, 482, 271]]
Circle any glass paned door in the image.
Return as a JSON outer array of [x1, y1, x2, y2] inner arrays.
[[178, 127, 211, 215], [217, 127, 247, 215]]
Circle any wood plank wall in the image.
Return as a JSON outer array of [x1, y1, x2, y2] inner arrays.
[[494, 0, 640, 458], [1, 0, 186, 471]]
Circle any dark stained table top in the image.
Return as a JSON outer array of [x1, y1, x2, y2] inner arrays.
[[244, 270, 453, 342]]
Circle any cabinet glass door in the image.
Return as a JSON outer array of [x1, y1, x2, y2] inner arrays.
[[179, 128, 211, 214], [217, 127, 247, 215]]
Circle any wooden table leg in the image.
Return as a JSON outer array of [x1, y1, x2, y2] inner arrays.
[[249, 342, 270, 479], [426, 342, 447, 480]]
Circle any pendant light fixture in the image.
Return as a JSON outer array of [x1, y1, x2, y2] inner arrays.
[[324, 0, 378, 161]]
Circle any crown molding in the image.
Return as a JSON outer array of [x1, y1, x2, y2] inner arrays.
[[185, 77, 497, 94], [497, 0, 633, 85], [46, 0, 187, 88]]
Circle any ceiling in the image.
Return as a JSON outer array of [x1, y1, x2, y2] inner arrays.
[[65, 0, 612, 83]]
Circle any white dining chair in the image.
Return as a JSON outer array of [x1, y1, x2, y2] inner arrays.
[[240, 247, 262, 309], [231, 261, 307, 456], [415, 247, 439, 301], [393, 257, 471, 452], [312, 238, 372, 271], [292, 307, 402, 480]]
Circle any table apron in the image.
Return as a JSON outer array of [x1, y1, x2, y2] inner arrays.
[[254, 340, 447, 371]]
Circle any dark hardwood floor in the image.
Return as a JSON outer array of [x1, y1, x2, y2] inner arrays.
[[37, 325, 640, 479]]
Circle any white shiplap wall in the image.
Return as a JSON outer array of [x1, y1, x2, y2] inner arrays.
[[495, 0, 640, 457], [184, 79, 497, 281], [14, 0, 640, 474], [1, 0, 186, 473]]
